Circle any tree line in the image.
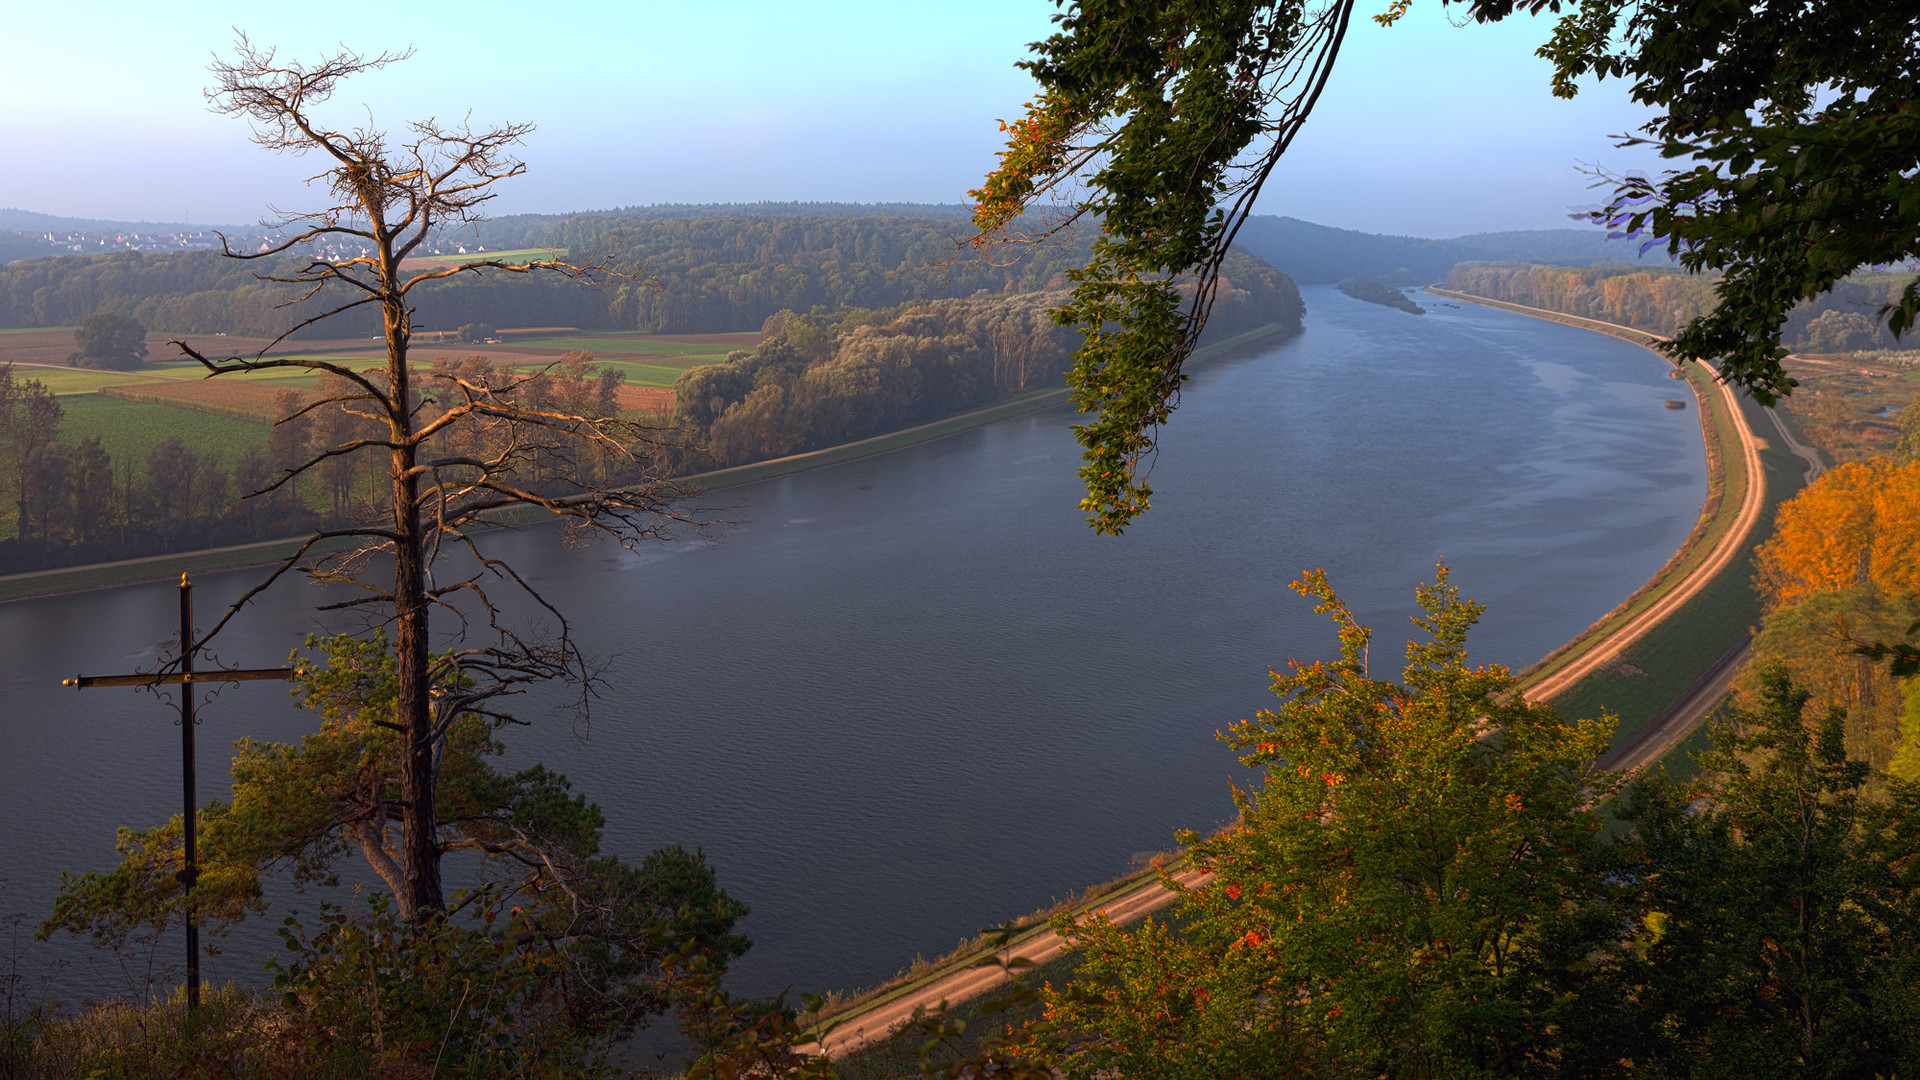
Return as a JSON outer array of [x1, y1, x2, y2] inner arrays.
[[672, 251, 1304, 469], [1445, 262, 1920, 353], [0, 354, 651, 575], [0, 215, 1306, 341]]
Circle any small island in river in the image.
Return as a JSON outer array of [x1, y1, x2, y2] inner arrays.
[[1338, 277, 1425, 315]]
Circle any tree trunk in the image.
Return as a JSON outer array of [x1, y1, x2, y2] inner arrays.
[[384, 293, 444, 920]]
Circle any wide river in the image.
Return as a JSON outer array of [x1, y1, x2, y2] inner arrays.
[[1, 285, 1705, 1007]]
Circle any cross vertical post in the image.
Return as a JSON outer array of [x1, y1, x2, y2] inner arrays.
[[61, 572, 296, 1014], [177, 573, 199, 1011]]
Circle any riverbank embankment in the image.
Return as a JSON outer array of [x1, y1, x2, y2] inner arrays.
[[0, 322, 1298, 604], [1428, 286, 1814, 772]]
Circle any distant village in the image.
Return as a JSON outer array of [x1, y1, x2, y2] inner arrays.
[[3, 226, 487, 263]]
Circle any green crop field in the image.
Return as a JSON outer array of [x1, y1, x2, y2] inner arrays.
[[503, 334, 750, 358], [592, 358, 717, 386], [17, 368, 167, 396], [402, 247, 568, 269], [58, 394, 270, 469]]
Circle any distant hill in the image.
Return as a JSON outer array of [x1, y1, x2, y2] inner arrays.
[[0, 208, 245, 234], [455, 203, 975, 250], [1230, 215, 1661, 284], [5, 202, 1662, 284]]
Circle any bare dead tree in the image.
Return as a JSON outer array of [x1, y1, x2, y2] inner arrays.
[[170, 37, 695, 919]]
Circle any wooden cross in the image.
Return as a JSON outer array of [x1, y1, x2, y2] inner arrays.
[[61, 573, 295, 1012]]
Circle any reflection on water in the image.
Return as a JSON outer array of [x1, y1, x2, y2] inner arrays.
[[0, 285, 1705, 1004]]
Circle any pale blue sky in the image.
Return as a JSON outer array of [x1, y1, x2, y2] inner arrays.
[[2, 0, 1662, 236]]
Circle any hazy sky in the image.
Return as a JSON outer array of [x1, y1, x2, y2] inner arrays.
[[3, 0, 1664, 237]]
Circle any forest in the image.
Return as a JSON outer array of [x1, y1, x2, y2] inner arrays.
[[0, 212, 1108, 339], [1444, 262, 1920, 353], [673, 249, 1303, 468]]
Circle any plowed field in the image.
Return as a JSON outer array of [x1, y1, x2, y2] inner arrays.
[[98, 380, 314, 421], [615, 385, 675, 414]]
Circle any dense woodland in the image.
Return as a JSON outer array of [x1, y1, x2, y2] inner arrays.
[[673, 250, 1302, 468], [0, 213, 1107, 339], [1445, 262, 1920, 353]]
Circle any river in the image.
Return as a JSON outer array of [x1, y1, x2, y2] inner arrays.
[[0, 284, 1706, 1008]]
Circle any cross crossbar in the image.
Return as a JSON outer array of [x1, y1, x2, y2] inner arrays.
[[63, 668, 295, 689]]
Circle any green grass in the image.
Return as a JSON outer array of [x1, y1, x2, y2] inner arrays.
[[1649, 718, 1720, 783], [503, 334, 746, 358], [19, 368, 167, 395], [59, 393, 269, 468], [404, 246, 568, 267]]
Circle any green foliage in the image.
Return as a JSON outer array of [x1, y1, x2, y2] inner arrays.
[[1469, 0, 1920, 404], [1045, 567, 1622, 1078], [67, 312, 147, 369], [265, 893, 615, 1078], [457, 321, 497, 343], [1601, 664, 1920, 1078], [973, 1, 1338, 532], [41, 632, 750, 1045]]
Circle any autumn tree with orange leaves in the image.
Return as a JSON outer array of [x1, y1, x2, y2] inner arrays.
[[1749, 457, 1920, 776]]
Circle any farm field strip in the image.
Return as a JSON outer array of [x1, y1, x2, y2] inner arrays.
[[497, 336, 748, 357], [399, 246, 568, 268], [100, 379, 316, 421], [19, 369, 172, 395], [614, 385, 675, 413], [59, 394, 269, 467]]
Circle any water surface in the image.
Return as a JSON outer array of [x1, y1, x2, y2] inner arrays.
[[0, 286, 1706, 1003]]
